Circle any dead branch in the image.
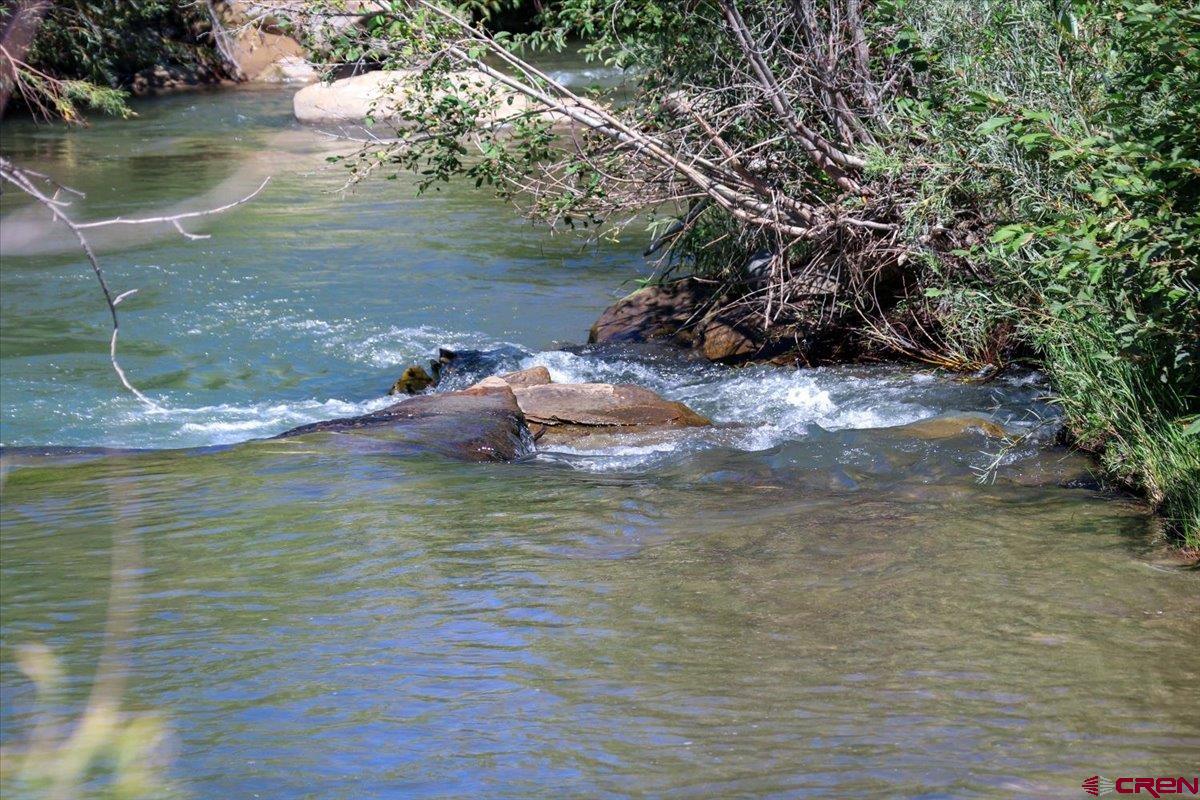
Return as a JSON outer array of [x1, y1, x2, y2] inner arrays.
[[0, 157, 269, 406]]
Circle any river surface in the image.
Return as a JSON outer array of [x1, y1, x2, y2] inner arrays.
[[1, 86, 1197, 798]]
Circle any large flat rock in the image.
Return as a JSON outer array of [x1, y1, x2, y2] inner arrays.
[[514, 382, 709, 430], [274, 384, 531, 462]]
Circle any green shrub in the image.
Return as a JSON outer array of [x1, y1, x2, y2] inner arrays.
[[893, 0, 1199, 543]]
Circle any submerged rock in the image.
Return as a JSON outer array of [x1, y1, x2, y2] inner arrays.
[[274, 383, 530, 462], [886, 414, 1011, 441]]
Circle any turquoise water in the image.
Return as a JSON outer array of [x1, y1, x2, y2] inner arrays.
[[2, 87, 1197, 799], [0, 86, 641, 447]]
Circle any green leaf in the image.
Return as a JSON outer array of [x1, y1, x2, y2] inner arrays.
[[990, 225, 1023, 243], [977, 116, 1014, 134]]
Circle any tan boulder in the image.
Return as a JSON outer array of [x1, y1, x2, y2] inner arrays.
[[498, 366, 552, 387], [231, 31, 313, 83], [469, 376, 511, 391], [467, 366, 553, 393], [700, 317, 759, 363], [214, 2, 313, 83], [293, 69, 539, 125], [514, 383, 709, 430]]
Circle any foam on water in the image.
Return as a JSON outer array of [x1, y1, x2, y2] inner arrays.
[[545, 66, 629, 88], [159, 397, 394, 445], [511, 346, 1050, 469], [539, 438, 701, 472], [0, 395, 395, 450], [1, 315, 1049, 459]]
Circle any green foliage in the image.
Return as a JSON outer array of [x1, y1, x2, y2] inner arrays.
[[27, 0, 225, 90], [890, 0, 1199, 543], [11, 72, 132, 123], [0, 645, 178, 799], [3, 0, 232, 123]]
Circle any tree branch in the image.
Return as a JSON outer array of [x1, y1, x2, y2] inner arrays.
[[0, 157, 269, 406]]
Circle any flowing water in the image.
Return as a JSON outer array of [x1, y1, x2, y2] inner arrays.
[[1, 86, 1197, 799]]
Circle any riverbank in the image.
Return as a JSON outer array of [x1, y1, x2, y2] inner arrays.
[[6, 0, 1194, 547], [2, 79, 1195, 554]]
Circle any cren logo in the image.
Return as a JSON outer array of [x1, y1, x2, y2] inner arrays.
[[1083, 776, 1200, 797], [1084, 776, 1116, 796]]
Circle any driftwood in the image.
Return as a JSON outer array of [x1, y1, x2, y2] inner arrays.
[[275, 0, 916, 350]]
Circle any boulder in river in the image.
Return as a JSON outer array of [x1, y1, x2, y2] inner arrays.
[[230, 32, 313, 83], [699, 316, 759, 363], [293, 69, 540, 125], [589, 278, 714, 345], [434, 345, 531, 384], [498, 365, 552, 387], [274, 382, 530, 462], [512, 382, 710, 444], [214, 1, 315, 83]]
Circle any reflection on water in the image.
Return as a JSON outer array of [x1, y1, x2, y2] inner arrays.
[[2, 87, 1198, 798]]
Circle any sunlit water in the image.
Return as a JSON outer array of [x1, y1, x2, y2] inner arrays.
[[2, 86, 1197, 799]]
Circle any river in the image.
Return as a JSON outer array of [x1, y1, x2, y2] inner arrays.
[[1, 84, 1197, 798]]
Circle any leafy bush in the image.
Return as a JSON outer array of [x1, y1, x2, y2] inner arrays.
[[2, 0, 231, 121], [890, 0, 1199, 542], [27, 1, 226, 90]]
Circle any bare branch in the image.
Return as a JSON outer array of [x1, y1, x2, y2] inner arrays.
[[0, 157, 268, 406]]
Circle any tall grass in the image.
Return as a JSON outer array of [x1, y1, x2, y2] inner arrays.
[[890, 0, 1200, 544]]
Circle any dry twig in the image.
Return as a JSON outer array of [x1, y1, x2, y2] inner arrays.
[[0, 157, 269, 406]]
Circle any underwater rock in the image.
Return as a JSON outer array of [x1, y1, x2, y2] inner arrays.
[[885, 414, 1010, 441]]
